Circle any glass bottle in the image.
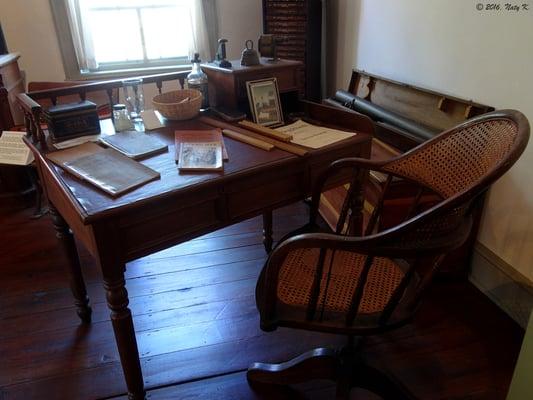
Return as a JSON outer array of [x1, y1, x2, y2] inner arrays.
[[122, 78, 144, 121], [187, 53, 209, 109], [113, 104, 134, 132]]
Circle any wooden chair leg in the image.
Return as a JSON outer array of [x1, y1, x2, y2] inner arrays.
[[247, 347, 339, 386]]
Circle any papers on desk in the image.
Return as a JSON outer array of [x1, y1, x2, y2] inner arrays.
[[276, 120, 356, 149], [140, 109, 164, 130], [0, 131, 34, 165], [52, 134, 101, 150]]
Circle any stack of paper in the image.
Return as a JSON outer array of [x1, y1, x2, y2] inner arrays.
[[277, 120, 356, 149]]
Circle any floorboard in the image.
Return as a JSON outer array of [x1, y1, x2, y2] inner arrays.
[[0, 202, 524, 400]]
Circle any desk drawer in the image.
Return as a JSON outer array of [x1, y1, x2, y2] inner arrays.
[[119, 190, 222, 260], [225, 169, 305, 221]]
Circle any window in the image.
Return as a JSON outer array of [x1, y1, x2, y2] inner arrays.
[[50, 0, 217, 79]]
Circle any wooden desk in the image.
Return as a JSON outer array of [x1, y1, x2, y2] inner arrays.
[[23, 103, 372, 399]]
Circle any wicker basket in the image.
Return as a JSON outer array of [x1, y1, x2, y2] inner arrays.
[[152, 89, 202, 120]]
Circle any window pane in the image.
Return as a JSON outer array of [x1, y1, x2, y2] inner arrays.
[[87, 9, 144, 63], [141, 6, 192, 60]]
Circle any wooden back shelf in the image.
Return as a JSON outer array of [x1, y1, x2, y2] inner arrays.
[[17, 71, 190, 150]]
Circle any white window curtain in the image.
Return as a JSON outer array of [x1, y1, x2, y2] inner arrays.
[[63, 0, 214, 71], [65, 0, 98, 70]]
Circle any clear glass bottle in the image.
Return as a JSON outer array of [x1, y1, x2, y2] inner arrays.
[[122, 78, 144, 121], [113, 104, 134, 132], [187, 53, 209, 109]]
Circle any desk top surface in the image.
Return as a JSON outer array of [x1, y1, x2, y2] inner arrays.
[[29, 114, 371, 223]]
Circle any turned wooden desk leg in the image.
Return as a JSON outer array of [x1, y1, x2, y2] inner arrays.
[[49, 204, 92, 322], [262, 211, 273, 253], [103, 273, 145, 400]]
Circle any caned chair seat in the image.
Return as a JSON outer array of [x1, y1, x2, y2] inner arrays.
[[278, 248, 404, 315]]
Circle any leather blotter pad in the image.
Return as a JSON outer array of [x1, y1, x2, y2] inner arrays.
[[47, 142, 160, 197]]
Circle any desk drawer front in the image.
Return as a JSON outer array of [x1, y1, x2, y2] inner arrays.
[[121, 194, 221, 260], [226, 170, 304, 221]]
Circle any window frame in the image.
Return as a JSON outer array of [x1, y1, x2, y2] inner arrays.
[[50, 0, 216, 80]]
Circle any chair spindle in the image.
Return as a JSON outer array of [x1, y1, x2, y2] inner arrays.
[[345, 255, 375, 326]]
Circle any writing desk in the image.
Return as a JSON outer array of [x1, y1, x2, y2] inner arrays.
[[24, 102, 373, 399]]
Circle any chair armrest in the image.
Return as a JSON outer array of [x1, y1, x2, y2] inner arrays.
[[309, 157, 389, 225]]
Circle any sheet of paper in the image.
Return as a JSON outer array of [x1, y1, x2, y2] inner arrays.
[[0, 131, 34, 166], [52, 134, 101, 150], [277, 120, 356, 149], [141, 109, 164, 130]]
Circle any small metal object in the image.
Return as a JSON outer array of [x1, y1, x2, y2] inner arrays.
[[215, 38, 232, 68], [258, 34, 283, 62], [240, 40, 260, 66]]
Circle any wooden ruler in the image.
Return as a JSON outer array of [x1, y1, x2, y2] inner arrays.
[[200, 116, 308, 156], [238, 120, 293, 142], [222, 129, 274, 151]]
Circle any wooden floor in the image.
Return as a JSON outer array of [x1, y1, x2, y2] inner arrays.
[[0, 202, 524, 400]]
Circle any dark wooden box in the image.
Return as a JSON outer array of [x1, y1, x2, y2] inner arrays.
[[202, 58, 302, 112], [44, 100, 100, 142]]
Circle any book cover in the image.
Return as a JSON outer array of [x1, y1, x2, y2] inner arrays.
[[177, 142, 223, 171], [47, 142, 160, 196], [100, 130, 168, 159], [174, 129, 228, 162]]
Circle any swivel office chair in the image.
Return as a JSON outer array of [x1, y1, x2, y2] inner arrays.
[[248, 110, 530, 398]]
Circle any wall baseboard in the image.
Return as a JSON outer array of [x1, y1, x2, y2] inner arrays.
[[469, 242, 533, 328]]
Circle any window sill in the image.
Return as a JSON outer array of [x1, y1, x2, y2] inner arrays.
[[68, 64, 191, 81]]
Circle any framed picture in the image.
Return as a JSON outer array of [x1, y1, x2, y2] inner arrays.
[[246, 78, 284, 127]]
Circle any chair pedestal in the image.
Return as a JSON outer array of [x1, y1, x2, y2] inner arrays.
[[247, 345, 416, 399]]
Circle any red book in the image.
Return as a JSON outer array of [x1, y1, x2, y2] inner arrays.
[[174, 129, 228, 163]]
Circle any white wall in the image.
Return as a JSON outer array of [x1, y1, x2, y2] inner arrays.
[[0, 0, 65, 82], [0, 0, 263, 82], [329, 0, 533, 281]]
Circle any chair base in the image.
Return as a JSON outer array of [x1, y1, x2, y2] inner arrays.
[[247, 346, 416, 399]]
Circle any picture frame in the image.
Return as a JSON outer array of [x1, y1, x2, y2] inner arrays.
[[246, 78, 284, 127]]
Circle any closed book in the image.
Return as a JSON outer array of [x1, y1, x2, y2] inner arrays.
[[47, 142, 160, 196], [100, 130, 168, 159], [174, 129, 228, 162], [177, 142, 223, 172]]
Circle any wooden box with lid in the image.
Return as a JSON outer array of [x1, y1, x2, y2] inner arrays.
[[201, 58, 302, 112]]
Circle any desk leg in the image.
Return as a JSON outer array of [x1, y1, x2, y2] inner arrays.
[[49, 204, 92, 322], [103, 272, 146, 400], [262, 211, 273, 253]]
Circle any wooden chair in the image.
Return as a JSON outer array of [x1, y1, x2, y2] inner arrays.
[[248, 110, 530, 398]]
